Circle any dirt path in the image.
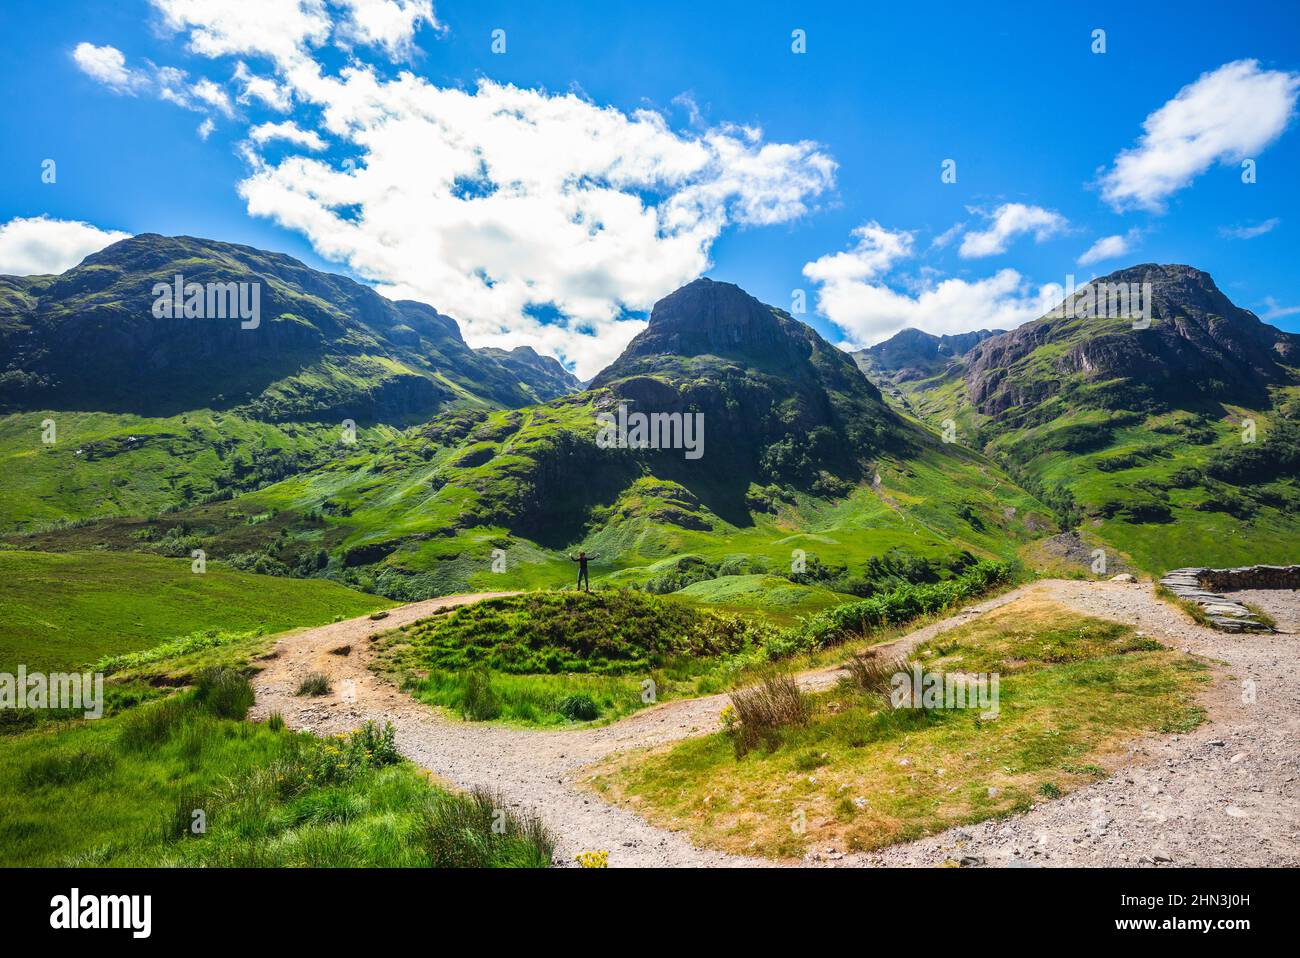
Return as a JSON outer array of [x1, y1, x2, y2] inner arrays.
[[249, 581, 1299, 867]]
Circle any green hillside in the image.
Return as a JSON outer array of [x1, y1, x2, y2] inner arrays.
[[0, 550, 393, 672]]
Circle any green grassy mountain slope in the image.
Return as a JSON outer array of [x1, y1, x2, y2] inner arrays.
[[0, 235, 581, 530], [857, 265, 1300, 573], [12, 278, 1052, 612]]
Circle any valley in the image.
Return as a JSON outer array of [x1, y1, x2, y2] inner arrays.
[[2, 236, 1296, 869]]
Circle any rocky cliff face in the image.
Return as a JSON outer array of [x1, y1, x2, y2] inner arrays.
[[0, 234, 575, 422], [590, 278, 908, 488], [476, 345, 581, 401], [853, 327, 1002, 385], [963, 264, 1300, 418]]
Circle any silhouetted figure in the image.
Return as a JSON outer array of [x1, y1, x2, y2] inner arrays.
[[569, 550, 598, 592]]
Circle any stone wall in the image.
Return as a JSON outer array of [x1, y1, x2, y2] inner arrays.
[[1158, 565, 1299, 633]]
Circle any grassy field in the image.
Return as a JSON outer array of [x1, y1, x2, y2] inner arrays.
[[0, 550, 394, 672], [586, 596, 1210, 858], [0, 670, 553, 867]]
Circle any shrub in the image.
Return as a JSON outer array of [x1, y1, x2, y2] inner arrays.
[[557, 693, 600, 722], [727, 672, 812, 756], [784, 560, 1014, 654], [194, 666, 255, 719], [296, 672, 332, 697], [461, 669, 501, 721]]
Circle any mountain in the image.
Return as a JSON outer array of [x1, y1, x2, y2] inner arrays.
[[477, 345, 581, 400], [0, 234, 575, 422], [592, 278, 906, 495], [0, 234, 585, 530], [865, 264, 1300, 573], [962, 264, 1299, 421], [11, 275, 1052, 609], [853, 327, 1001, 385]]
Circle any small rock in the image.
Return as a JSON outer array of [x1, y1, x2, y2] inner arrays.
[[1110, 573, 1136, 582]]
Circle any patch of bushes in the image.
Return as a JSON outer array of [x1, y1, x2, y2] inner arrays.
[[781, 560, 1014, 654], [398, 589, 755, 675]]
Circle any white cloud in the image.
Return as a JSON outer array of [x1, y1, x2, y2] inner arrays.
[[191, 77, 234, 116], [92, 2, 834, 376], [1259, 296, 1300, 322], [1077, 229, 1141, 266], [0, 216, 131, 276], [197, 117, 216, 139], [333, 0, 441, 59], [803, 222, 914, 285], [249, 120, 327, 150], [1219, 218, 1280, 240], [150, 0, 332, 67], [804, 225, 1061, 347], [958, 203, 1067, 258], [234, 75, 835, 378], [234, 62, 293, 112], [811, 269, 1060, 349], [1100, 59, 1300, 212], [72, 42, 147, 93]]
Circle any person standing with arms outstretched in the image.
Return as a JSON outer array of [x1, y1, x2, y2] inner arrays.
[[570, 550, 598, 592]]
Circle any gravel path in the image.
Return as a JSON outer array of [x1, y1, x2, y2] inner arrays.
[[249, 581, 1299, 868]]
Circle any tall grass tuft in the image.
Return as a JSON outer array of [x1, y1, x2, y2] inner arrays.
[[461, 669, 501, 721], [419, 786, 554, 867], [193, 666, 255, 719], [727, 672, 812, 756], [841, 651, 909, 706], [296, 672, 332, 697]]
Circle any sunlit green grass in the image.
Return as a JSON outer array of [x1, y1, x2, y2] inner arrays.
[[0, 550, 393, 672]]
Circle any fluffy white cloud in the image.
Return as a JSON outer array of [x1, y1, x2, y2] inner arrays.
[[333, 0, 440, 59], [959, 203, 1067, 258], [1100, 60, 1300, 212], [234, 62, 293, 111], [803, 224, 1061, 347], [191, 77, 234, 116], [234, 73, 834, 377], [811, 268, 1062, 349], [89, 2, 834, 376], [150, 0, 332, 67], [72, 42, 147, 93], [249, 120, 327, 150], [0, 216, 131, 276], [1077, 229, 1140, 266], [803, 222, 914, 285], [1219, 218, 1280, 240]]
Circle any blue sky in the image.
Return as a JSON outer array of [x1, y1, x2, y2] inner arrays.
[[1, 0, 1297, 375]]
